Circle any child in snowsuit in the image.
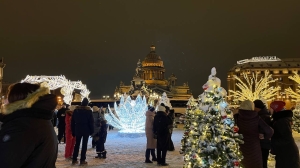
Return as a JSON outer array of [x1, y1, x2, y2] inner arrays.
[[95, 120, 108, 159]]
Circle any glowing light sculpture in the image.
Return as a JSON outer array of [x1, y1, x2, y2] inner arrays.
[[21, 75, 90, 105], [229, 70, 280, 102], [285, 72, 300, 133], [285, 72, 300, 101], [105, 94, 148, 137]]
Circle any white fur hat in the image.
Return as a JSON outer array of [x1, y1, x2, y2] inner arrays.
[[157, 105, 166, 112], [240, 100, 254, 111]]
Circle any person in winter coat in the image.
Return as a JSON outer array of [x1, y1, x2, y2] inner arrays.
[[234, 100, 273, 168], [144, 106, 157, 163], [95, 120, 108, 159], [0, 82, 58, 168], [253, 99, 272, 168], [71, 98, 94, 165], [153, 103, 173, 166], [167, 109, 175, 151], [65, 105, 77, 160], [51, 109, 57, 127], [270, 101, 300, 168], [92, 106, 101, 148], [57, 103, 68, 143]]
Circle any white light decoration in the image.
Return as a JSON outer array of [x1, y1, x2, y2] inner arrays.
[[21, 75, 90, 105], [229, 70, 280, 102], [105, 94, 148, 136], [285, 72, 300, 101], [237, 56, 281, 64]]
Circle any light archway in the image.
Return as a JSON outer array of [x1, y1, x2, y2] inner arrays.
[[21, 75, 90, 104]]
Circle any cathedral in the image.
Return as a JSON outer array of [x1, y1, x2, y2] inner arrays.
[[114, 45, 192, 100]]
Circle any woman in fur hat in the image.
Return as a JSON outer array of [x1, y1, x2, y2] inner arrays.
[[235, 100, 273, 168], [65, 105, 77, 160], [270, 101, 300, 168], [0, 83, 58, 167]]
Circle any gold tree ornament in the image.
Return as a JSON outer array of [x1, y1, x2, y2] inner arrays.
[[285, 72, 300, 101], [229, 70, 280, 101]]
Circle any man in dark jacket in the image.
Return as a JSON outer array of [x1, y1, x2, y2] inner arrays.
[[167, 109, 175, 151], [254, 99, 272, 168], [153, 103, 172, 166], [71, 98, 94, 165], [57, 103, 68, 143]]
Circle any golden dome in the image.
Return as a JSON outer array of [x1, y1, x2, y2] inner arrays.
[[142, 45, 164, 67]]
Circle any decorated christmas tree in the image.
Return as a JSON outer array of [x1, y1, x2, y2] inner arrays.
[[182, 67, 243, 168], [292, 101, 300, 133], [179, 96, 204, 157]]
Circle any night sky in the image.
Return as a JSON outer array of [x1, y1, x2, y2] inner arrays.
[[1, 0, 300, 99]]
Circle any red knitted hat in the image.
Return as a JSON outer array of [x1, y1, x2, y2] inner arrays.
[[270, 101, 286, 112]]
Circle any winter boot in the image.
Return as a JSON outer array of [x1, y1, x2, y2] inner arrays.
[[102, 151, 107, 159], [79, 160, 88, 166], [72, 160, 78, 165], [150, 149, 157, 161]]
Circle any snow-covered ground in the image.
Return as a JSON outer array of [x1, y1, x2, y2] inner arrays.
[[56, 128, 184, 168], [55, 126, 300, 168]]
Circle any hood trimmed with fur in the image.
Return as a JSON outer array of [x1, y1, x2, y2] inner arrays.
[[1, 87, 50, 115]]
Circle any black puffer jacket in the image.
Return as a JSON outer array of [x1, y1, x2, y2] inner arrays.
[[271, 110, 300, 168], [71, 106, 94, 136], [258, 108, 272, 149], [0, 87, 58, 168]]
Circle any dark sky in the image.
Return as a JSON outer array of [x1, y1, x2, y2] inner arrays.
[[1, 0, 300, 99]]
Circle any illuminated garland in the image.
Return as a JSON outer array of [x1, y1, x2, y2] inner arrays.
[[229, 70, 280, 101], [21, 75, 90, 104]]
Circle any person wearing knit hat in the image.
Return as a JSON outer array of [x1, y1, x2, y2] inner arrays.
[[253, 99, 272, 168], [270, 101, 286, 113], [71, 97, 94, 165], [153, 103, 173, 166], [270, 101, 300, 168], [234, 100, 273, 168]]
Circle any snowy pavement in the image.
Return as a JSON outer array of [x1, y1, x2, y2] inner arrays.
[[56, 128, 184, 168], [55, 127, 300, 168]]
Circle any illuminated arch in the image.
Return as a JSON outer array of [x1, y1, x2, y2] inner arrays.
[[21, 75, 90, 104]]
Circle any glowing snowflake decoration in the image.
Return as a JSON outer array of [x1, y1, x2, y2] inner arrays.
[[105, 94, 148, 135]]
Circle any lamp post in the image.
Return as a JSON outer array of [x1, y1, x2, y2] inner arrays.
[[114, 92, 121, 100], [103, 95, 110, 100]]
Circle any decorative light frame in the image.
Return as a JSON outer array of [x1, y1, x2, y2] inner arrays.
[[285, 72, 300, 101], [21, 75, 90, 104], [228, 70, 280, 102]]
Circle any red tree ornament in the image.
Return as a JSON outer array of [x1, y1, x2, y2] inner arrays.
[[221, 115, 227, 119], [233, 126, 239, 133], [233, 160, 239, 166]]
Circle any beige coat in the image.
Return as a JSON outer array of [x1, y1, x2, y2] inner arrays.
[[145, 110, 157, 149]]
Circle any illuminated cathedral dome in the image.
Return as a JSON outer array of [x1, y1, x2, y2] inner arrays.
[[142, 45, 164, 67]]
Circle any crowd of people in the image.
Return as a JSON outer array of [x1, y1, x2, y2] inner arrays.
[[0, 82, 300, 167], [0, 83, 108, 167], [233, 99, 300, 168]]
